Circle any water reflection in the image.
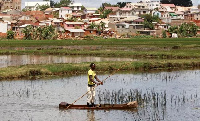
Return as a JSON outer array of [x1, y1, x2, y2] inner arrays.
[[0, 55, 134, 68], [0, 70, 200, 121], [87, 110, 95, 121]]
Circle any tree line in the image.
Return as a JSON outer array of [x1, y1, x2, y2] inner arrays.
[[160, 0, 193, 7]]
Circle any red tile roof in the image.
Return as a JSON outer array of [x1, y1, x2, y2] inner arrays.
[[161, 4, 176, 8], [61, 7, 71, 9], [104, 7, 119, 11]]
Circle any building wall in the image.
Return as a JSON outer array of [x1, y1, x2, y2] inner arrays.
[[146, 1, 160, 10], [0, 0, 21, 11], [0, 22, 8, 33], [194, 13, 200, 20], [71, 6, 81, 11], [64, 24, 84, 29], [59, 9, 72, 19], [115, 24, 143, 36], [116, 10, 135, 16], [84, 30, 97, 36]]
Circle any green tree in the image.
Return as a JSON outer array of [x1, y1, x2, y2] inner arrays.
[[117, 2, 131, 8], [178, 22, 198, 37], [22, 25, 34, 40], [37, 4, 50, 11], [41, 25, 56, 40], [22, 8, 29, 12], [141, 14, 159, 30], [143, 20, 154, 30], [102, 3, 113, 7], [168, 22, 198, 37], [22, 25, 56, 40], [162, 30, 167, 38], [7, 30, 14, 39], [141, 14, 160, 23], [58, 0, 72, 7], [160, 0, 193, 7], [168, 26, 178, 34], [100, 9, 112, 19], [100, 21, 106, 31], [88, 22, 96, 29]]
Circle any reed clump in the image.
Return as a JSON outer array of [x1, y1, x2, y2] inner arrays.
[[1, 60, 200, 80]]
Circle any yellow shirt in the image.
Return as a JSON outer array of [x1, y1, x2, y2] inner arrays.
[[88, 69, 96, 85]]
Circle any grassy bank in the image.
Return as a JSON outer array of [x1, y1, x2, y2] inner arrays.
[[1, 60, 200, 80], [0, 38, 200, 80], [0, 38, 200, 59]]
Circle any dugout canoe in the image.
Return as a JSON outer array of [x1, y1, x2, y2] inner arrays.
[[59, 101, 138, 110]]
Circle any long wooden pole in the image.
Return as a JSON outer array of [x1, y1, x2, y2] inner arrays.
[[66, 62, 131, 109]]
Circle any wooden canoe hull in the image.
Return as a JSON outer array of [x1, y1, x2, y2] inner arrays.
[[59, 101, 138, 110]]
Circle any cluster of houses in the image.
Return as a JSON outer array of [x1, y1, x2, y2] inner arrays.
[[0, 0, 200, 39]]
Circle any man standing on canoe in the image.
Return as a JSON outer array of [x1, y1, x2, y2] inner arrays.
[[87, 63, 103, 107]]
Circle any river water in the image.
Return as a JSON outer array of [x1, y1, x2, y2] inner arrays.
[[0, 70, 200, 121], [0, 55, 134, 68]]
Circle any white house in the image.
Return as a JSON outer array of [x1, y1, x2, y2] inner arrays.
[[59, 7, 72, 19], [175, 11, 184, 19], [194, 13, 200, 20], [124, 2, 150, 15], [68, 3, 82, 11], [85, 8, 97, 14], [144, 0, 160, 10], [25, 1, 50, 11], [0, 21, 8, 33], [160, 4, 176, 11]]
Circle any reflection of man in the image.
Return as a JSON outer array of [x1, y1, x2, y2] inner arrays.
[[87, 63, 103, 107], [87, 110, 95, 121]]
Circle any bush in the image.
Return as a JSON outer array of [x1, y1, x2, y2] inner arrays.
[[162, 30, 167, 38], [7, 30, 14, 39], [133, 35, 153, 39]]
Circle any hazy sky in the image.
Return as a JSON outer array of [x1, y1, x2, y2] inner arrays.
[[21, 0, 199, 9]]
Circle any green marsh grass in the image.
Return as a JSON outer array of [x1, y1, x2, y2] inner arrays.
[[1, 60, 200, 80], [0, 38, 200, 80]]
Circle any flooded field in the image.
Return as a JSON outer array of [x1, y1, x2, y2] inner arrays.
[[0, 55, 134, 68], [0, 70, 200, 121]]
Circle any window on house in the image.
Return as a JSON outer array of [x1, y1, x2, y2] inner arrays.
[[77, 6, 79, 9], [117, 26, 119, 28], [122, 26, 124, 28], [143, 11, 146, 14]]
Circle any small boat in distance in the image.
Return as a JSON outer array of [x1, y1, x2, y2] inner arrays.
[[59, 101, 138, 110]]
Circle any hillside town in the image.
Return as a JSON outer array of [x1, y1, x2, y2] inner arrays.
[[0, 0, 200, 39]]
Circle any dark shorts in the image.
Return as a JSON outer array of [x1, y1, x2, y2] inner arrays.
[[88, 84, 95, 87]]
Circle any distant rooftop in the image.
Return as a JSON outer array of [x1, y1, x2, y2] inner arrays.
[[25, 1, 50, 7], [160, 4, 175, 8], [104, 7, 119, 11]]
